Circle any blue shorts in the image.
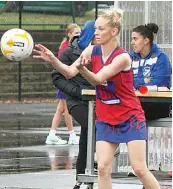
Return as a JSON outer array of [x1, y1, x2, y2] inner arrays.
[[96, 116, 147, 143], [56, 90, 66, 99]]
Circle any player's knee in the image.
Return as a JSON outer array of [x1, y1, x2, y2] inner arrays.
[[132, 165, 147, 178], [97, 162, 111, 177], [57, 105, 65, 114]]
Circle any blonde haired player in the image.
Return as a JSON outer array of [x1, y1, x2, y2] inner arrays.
[[33, 7, 160, 189], [46, 23, 81, 145]]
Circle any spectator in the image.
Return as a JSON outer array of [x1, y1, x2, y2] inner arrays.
[[130, 23, 172, 175], [51, 20, 96, 188], [45, 23, 81, 145], [131, 23, 172, 120]]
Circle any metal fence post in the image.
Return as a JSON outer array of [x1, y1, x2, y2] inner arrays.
[[144, 1, 149, 24], [18, 1, 23, 101], [95, 1, 98, 20], [71, 2, 75, 23]]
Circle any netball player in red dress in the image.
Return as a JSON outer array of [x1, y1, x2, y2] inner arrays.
[[33, 7, 160, 189], [75, 8, 160, 189]]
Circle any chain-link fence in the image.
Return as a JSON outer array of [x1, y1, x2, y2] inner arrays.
[[0, 1, 172, 101], [117, 1, 172, 60]]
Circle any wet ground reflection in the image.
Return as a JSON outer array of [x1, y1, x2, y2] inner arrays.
[[0, 114, 172, 181], [0, 114, 79, 173], [0, 114, 79, 148], [0, 145, 78, 174]]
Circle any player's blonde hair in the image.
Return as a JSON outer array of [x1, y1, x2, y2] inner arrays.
[[65, 23, 80, 35], [98, 6, 123, 34], [59, 23, 80, 48]]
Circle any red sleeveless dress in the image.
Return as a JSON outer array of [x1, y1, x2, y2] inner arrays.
[[91, 45, 147, 143]]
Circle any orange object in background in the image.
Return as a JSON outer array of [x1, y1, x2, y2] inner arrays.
[[138, 85, 158, 94], [138, 85, 148, 94], [138, 85, 170, 94], [168, 171, 172, 178]]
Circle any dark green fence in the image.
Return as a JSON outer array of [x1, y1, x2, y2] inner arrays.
[[0, 29, 66, 101], [0, 1, 99, 101], [0, 1, 101, 30]]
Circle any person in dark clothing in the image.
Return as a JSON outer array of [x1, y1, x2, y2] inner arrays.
[[46, 23, 81, 145], [51, 20, 96, 189]]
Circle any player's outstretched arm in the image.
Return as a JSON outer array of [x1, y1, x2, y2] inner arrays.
[[33, 44, 79, 79]]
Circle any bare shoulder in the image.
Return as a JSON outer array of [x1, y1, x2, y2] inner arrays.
[[113, 52, 131, 63], [81, 45, 94, 56], [121, 52, 131, 61], [120, 53, 131, 70], [111, 52, 131, 71]]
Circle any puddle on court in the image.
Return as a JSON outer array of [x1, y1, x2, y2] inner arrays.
[[0, 114, 78, 173], [0, 114, 172, 180], [0, 145, 78, 174]]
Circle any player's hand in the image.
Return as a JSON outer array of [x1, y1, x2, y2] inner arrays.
[[33, 44, 56, 63], [76, 55, 90, 69]]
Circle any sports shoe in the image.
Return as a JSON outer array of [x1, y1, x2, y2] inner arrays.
[[68, 134, 80, 145], [73, 183, 82, 189], [94, 161, 98, 172], [45, 134, 67, 145], [128, 167, 136, 176]]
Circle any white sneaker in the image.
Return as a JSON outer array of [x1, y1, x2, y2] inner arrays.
[[45, 135, 67, 145], [128, 167, 136, 176], [68, 134, 80, 145]]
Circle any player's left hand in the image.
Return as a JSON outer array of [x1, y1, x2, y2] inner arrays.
[[76, 54, 90, 69]]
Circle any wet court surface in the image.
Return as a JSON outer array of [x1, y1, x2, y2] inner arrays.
[[0, 114, 79, 174], [0, 104, 172, 188], [0, 145, 78, 173]]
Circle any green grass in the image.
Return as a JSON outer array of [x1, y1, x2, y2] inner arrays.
[[0, 11, 97, 29]]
